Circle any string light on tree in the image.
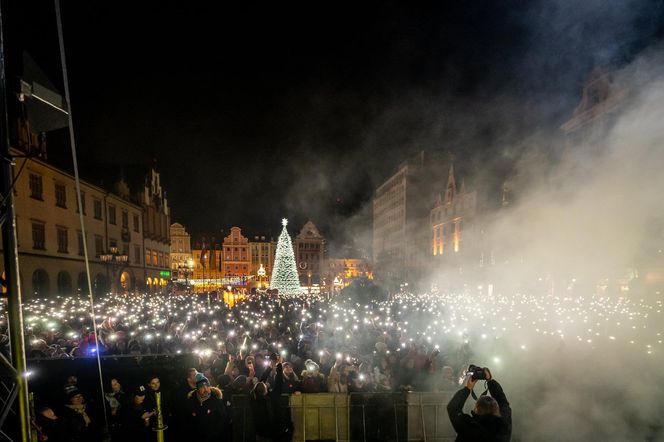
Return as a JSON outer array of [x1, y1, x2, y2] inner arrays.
[[269, 218, 302, 297]]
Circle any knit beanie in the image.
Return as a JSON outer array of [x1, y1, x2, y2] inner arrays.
[[194, 372, 210, 389]]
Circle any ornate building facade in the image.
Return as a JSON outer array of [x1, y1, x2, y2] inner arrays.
[[294, 221, 326, 287], [4, 149, 147, 297], [170, 222, 193, 280], [222, 227, 251, 284], [140, 168, 171, 291], [249, 234, 276, 289], [191, 232, 223, 292]]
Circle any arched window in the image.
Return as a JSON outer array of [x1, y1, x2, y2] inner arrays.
[[93, 273, 108, 296], [57, 271, 72, 295], [32, 269, 50, 298], [78, 272, 88, 294]]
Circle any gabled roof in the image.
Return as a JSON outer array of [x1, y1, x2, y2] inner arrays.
[[297, 221, 323, 239]]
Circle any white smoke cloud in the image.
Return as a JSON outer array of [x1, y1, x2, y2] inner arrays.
[[441, 48, 664, 441]]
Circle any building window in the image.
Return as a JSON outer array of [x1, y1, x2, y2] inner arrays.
[[29, 174, 43, 200], [135, 245, 141, 265], [133, 214, 140, 232], [122, 210, 129, 229], [152, 250, 158, 266], [93, 199, 102, 220], [108, 204, 116, 225], [95, 235, 104, 257], [76, 191, 86, 214], [55, 183, 67, 208], [57, 227, 68, 253], [109, 238, 117, 248], [146, 248, 151, 266], [32, 222, 45, 250], [77, 231, 84, 256]]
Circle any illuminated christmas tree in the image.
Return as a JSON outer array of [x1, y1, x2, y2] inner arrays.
[[270, 218, 302, 296]]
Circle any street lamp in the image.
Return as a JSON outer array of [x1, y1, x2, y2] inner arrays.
[[257, 263, 266, 289], [100, 246, 128, 294]]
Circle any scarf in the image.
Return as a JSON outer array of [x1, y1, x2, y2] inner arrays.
[[66, 404, 91, 427]]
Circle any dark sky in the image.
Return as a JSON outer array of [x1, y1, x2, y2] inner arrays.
[[6, 0, 664, 253]]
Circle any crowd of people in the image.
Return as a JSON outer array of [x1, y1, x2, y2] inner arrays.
[[16, 291, 482, 441], [9, 284, 660, 441], [16, 292, 476, 391]]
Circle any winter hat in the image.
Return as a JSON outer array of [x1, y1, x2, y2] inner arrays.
[[194, 372, 210, 389], [64, 385, 81, 400], [134, 385, 147, 397]]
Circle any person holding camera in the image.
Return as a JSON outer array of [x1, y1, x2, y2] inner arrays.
[[446, 366, 512, 442]]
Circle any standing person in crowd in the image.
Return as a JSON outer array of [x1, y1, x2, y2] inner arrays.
[[300, 359, 326, 393], [327, 359, 349, 393], [447, 367, 512, 442], [185, 373, 231, 442], [105, 377, 127, 439], [59, 387, 99, 441], [281, 362, 301, 394], [173, 368, 199, 438], [120, 386, 154, 442], [143, 375, 171, 437], [251, 355, 294, 441], [437, 366, 459, 392]]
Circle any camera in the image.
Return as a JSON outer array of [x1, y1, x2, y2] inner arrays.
[[467, 364, 487, 380]]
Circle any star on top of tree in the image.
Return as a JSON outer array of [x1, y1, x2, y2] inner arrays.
[[282, 218, 288, 227]]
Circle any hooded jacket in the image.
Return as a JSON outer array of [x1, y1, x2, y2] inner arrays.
[[446, 379, 512, 442], [185, 387, 231, 442]]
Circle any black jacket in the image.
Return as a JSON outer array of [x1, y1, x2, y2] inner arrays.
[[35, 415, 67, 442], [118, 402, 152, 442], [185, 387, 231, 442], [58, 404, 99, 442], [446, 379, 512, 442]]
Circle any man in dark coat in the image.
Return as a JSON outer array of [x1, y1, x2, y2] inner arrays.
[[119, 385, 154, 442], [446, 367, 512, 442], [59, 387, 100, 442], [185, 373, 231, 441]]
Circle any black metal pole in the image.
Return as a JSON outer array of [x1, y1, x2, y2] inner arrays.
[[0, 1, 32, 439]]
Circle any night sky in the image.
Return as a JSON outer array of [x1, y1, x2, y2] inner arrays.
[[6, 1, 664, 252]]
